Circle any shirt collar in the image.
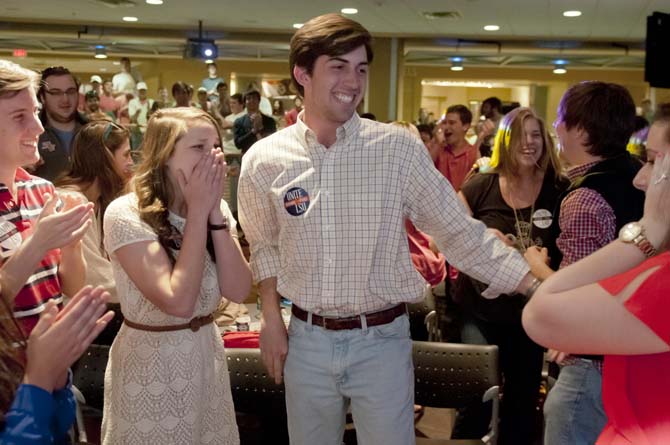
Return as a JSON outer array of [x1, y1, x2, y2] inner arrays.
[[566, 160, 601, 181], [295, 110, 361, 148]]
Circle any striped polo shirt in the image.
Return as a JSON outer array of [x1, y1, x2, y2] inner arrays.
[[0, 168, 62, 335]]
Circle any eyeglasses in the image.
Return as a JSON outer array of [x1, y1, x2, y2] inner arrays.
[[44, 88, 78, 98]]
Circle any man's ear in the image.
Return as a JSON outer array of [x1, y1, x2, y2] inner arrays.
[[293, 65, 310, 90]]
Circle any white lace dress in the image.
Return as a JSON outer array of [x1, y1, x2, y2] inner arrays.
[[101, 193, 239, 444]]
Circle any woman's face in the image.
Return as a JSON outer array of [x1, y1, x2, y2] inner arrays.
[[633, 122, 670, 192], [514, 117, 544, 170], [166, 121, 220, 185], [112, 138, 133, 181]]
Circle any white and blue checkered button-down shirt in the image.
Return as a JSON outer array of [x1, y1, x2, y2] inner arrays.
[[238, 112, 529, 316]]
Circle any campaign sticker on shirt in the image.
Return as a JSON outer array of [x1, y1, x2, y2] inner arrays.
[[40, 140, 56, 152], [0, 221, 22, 259], [532, 209, 553, 229], [283, 187, 310, 216]]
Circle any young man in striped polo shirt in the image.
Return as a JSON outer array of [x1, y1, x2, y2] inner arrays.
[[0, 60, 93, 335]]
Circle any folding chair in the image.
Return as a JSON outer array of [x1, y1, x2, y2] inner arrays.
[[226, 348, 288, 444], [413, 341, 500, 445], [71, 344, 110, 444]]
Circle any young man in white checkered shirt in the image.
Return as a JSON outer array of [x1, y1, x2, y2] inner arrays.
[[238, 13, 538, 445]]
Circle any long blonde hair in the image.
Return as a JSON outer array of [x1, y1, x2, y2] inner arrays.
[[132, 108, 222, 262], [489, 107, 562, 180]]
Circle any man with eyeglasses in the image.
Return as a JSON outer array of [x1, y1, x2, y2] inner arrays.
[[34, 66, 88, 182]]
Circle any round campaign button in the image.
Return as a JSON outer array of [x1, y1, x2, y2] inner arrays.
[[283, 187, 310, 216], [532, 209, 553, 229]]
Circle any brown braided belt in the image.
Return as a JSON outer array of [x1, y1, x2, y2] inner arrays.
[[123, 313, 214, 332]]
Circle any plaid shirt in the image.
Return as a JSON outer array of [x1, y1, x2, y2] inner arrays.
[[557, 162, 617, 268], [238, 112, 529, 316]]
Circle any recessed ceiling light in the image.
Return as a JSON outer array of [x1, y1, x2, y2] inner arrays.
[[122, 16, 138, 22], [563, 10, 582, 17], [113, 61, 120, 65], [483, 25, 500, 31], [146, 0, 163, 4], [553, 67, 567, 74], [341, 8, 358, 14], [293, 23, 303, 29]]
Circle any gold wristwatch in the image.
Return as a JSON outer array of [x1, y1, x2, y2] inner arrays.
[[618, 222, 658, 258]]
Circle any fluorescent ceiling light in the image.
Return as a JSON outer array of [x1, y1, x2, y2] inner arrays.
[[122, 16, 139, 22], [293, 23, 303, 29], [563, 10, 582, 17], [483, 25, 500, 31], [146, 0, 163, 4], [341, 8, 358, 14]]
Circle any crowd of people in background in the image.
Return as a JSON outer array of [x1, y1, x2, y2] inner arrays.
[[1, 11, 670, 445]]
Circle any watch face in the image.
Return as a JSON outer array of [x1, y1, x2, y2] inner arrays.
[[620, 222, 642, 242]]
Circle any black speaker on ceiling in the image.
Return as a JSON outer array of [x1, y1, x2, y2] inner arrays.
[[645, 12, 670, 88]]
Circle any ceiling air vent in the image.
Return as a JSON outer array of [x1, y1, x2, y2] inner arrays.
[[91, 0, 137, 8], [422, 11, 462, 20]]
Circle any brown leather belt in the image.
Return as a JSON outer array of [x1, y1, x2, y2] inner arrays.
[[291, 304, 407, 331], [123, 313, 214, 332]]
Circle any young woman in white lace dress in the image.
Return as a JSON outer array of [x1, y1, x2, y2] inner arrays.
[[101, 108, 251, 444]]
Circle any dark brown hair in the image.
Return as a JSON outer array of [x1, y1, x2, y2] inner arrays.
[[56, 121, 131, 244], [289, 13, 373, 96], [446, 104, 472, 126], [37, 66, 79, 101], [557, 81, 636, 158]]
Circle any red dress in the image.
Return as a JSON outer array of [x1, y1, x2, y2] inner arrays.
[[597, 251, 670, 444]]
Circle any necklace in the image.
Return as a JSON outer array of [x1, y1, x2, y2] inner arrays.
[[510, 198, 534, 253], [503, 177, 541, 253]]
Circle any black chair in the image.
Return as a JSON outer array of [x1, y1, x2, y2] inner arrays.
[[413, 341, 500, 445], [226, 348, 288, 444], [72, 344, 110, 412], [408, 296, 435, 341], [71, 344, 110, 443]]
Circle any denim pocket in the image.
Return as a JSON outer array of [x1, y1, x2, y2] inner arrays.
[[372, 314, 410, 339], [287, 316, 307, 337]]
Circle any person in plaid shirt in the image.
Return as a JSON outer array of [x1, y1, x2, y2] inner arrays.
[[239, 13, 539, 445], [525, 81, 645, 445]]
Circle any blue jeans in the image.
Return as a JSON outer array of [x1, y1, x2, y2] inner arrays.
[[543, 359, 607, 445], [283, 313, 415, 445]]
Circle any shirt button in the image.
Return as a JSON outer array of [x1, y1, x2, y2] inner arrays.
[[325, 258, 333, 265]]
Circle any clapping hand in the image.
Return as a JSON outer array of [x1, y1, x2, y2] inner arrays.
[[23, 286, 114, 392], [32, 193, 93, 252]]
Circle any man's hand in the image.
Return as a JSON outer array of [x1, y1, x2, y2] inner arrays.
[[259, 311, 288, 384], [478, 119, 497, 140], [251, 113, 264, 133]]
